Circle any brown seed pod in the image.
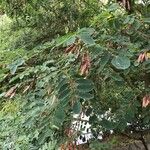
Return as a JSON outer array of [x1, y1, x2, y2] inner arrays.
[[65, 44, 76, 53], [79, 52, 91, 76], [142, 95, 150, 108], [137, 52, 149, 63], [4, 85, 17, 98]]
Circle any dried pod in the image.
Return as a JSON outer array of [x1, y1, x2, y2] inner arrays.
[[4, 85, 17, 98], [142, 95, 150, 108], [79, 52, 91, 76], [65, 44, 76, 53], [137, 52, 148, 63]]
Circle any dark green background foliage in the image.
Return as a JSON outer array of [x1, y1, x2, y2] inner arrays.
[[0, 0, 150, 149]]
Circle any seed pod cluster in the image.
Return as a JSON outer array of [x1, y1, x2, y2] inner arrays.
[[137, 52, 149, 63], [79, 52, 91, 76]]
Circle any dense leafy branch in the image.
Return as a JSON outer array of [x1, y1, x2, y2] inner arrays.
[[0, 1, 150, 150]]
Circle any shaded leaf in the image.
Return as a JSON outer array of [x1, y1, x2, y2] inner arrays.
[[77, 92, 94, 100], [98, 52, 110, 72], [77, 84, 94, 92], [58, 88, 71, 101], [76, 78, 93, 86], [111, 73, 123, 81], [111, 56, 130, 70], [73, 101, 81, 114]]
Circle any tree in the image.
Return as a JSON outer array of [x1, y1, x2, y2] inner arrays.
[[0, 0, 149, 149]]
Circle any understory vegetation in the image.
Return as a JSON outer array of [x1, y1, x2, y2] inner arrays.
[[0, 0, 150, 150]]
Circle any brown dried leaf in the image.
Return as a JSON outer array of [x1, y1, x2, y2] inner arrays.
[[4, 86, 17, 98]]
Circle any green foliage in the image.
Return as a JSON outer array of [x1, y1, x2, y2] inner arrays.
[[39, 140, 57, 150], [0, 0, 150, 149], [89, 140, 112, 150]]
